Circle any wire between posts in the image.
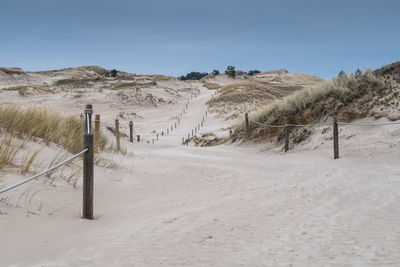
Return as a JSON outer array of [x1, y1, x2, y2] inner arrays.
[[0, 148, 88, 194], [337, 121, 400, 126]]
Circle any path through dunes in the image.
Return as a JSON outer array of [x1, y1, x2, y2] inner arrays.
[[1, 86, 400, 266]]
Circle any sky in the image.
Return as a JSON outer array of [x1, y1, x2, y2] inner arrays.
[[0, 0, 399, 79]]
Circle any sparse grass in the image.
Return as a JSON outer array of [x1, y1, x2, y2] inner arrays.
[[232, 68, 395, 142], [95, 155, 120, 169], [0, 134, 20, 170], [208, 81, 301, 107], [0, 105, 108, 154], [20, 149, 41, 175], [202, 82, 221, 90], [111, 81, 157, 90]]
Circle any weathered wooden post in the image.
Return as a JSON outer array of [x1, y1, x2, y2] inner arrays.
[[152, 138, 154, 144], [175, 122, 177, 128], [201, 121, 203, 127], [115, 119, 120, 150], [192, 129, 194, 136], [83, 104, 94, 220], [157, 133, 159, 140], [167, 128, 169, 134], [206, 111, 208, 116], [245, 113, 249, 130], [94, 114, 100, 153], [333, 117, 339, 159], [162, 131, 164, 136], [171, 125, 173, 131], [137, 135, 140, 142], [284, 123, 290, 152], [198, 124, 200, 130], [129, 121, 134, 143]]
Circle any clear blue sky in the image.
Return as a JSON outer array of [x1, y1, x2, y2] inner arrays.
[[1, 0, 399, 78]]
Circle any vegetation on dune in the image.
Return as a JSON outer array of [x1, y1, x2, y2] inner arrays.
[[179, 72, 209, 81], [232, 65, 400, 142], [202, 82, 221, 90], [111, 81, 157, 90], [0, 105, 108, 154], [225, 66, 236, 78], [208, 80, 301, 107], [247, 70, 261, 76]]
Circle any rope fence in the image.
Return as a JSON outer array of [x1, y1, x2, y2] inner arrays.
[[0, 148, 88, 194], [1, 104, 96, 220], [244, 113, 400, 158]]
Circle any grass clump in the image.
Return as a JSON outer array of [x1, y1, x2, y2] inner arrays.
[[232, 67, 396, 142], [202, 82, 221, 90], [0, 105, 108, 154]]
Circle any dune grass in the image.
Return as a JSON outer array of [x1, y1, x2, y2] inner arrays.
[[202, 82, 221, 90], [208, 80, 301, 107], [232, 68, 396, 141], [0, 105, 108, 154]]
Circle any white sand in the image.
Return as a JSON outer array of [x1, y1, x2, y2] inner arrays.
[[1, 77, 400, 266]]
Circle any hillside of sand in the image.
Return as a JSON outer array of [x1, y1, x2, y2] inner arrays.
[[0, 65, 399, 266]]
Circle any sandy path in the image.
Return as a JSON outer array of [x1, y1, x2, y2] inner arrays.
[[1, 87, 400, 266]]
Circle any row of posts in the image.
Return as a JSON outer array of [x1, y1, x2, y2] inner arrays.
[[245, 113, 340, 159]]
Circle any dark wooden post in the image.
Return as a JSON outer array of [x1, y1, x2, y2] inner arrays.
[[284, 123, 290, 152], [245, 113, 249, 130], [94, 114, 100, 153], [157, 133, 159, 140], [129, 121, 133, 143], [115, 119, 120, 150], [137, 135, 140, 142], [333, 117, 339, 159], [162, 131, 164, 136], [83, 104, 94, 220]]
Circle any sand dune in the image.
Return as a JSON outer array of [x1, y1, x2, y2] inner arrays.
[[0, 68, 399, 266]]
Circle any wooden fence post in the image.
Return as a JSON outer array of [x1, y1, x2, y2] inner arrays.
[[245, 113, 249, 130], [333, 117, 339, 159], [94, 114, 100, 153], [137, 135, 140, 142], [115, 119, 120, 151], [157, 133, 159, 140], [129, 121, 134, 143], [83, 104, 94, 220], [284, 123, 290, 152]]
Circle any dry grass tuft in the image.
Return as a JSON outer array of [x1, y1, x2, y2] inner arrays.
[[0, 105, 108, 154], [202, 82, 221, 90]]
